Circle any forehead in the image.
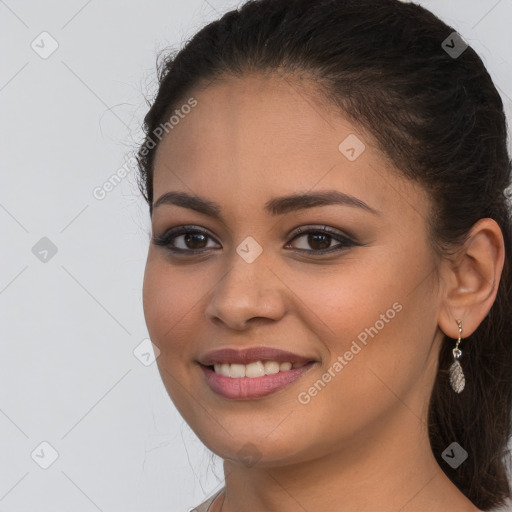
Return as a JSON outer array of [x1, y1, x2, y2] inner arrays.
[[154, 73, 348, 171], [152, 74, 428, 223]]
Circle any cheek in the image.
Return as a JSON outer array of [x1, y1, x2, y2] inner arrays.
[[142, 254, 204, 355], [142, 254, 210, 419], [281, 255, 402, 349], [288, 249, 434, 408]]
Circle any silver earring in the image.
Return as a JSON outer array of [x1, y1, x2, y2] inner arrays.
[[449, 319, 465, 393]]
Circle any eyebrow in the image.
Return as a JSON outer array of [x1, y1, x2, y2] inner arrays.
[[152, 190, 380, 218]]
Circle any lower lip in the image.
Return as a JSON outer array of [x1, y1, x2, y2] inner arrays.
[[200, 362, 316, 400]]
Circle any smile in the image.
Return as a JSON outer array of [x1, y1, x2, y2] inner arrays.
[[212, 360, 308, 378], [197, 346, 318, 399]]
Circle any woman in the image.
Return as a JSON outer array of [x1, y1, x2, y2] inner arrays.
[[137, 0, 512, 510]]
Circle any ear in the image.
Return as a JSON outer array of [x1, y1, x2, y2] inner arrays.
[[437, 218, 505, 339]]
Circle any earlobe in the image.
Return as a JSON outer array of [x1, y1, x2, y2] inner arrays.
[[437, 218, 505, 339]]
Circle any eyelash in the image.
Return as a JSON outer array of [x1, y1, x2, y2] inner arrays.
[[152, 225, 359, 256]]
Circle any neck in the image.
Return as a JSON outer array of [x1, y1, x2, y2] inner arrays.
[[217, 406, 478, 512]]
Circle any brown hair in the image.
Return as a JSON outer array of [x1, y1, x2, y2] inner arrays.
[[136, 0, 512, 508]]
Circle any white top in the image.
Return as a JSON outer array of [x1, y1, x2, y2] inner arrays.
[[190, 488, 224, 512]]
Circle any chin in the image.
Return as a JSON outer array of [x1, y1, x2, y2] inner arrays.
[[192, 424, 318, 469]]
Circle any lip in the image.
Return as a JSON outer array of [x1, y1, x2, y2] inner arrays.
[[198, 347, 315, 366], [198, 347, 319, 400], [200, 361, 317, 400]]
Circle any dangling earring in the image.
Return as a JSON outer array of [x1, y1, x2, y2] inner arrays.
[[449, 319, 465, 393]]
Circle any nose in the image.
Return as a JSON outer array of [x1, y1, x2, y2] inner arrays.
[[204, 246, 287, 331]]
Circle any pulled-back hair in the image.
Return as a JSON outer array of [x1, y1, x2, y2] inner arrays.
[[136, 0, 512, 508]]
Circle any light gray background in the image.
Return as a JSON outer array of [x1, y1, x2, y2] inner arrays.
[[1, 1, 511, 511]]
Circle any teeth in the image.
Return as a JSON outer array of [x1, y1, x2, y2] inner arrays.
[[245, 361, 265, 378], [212, 360, 307, 378], [264, 361, 280, 375], [230, 363, 246, 378]]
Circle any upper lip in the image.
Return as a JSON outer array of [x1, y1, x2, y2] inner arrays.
[[198, 347, 316, 366]]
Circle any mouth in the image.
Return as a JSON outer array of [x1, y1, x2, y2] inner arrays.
[[207, 359, 309, 378], [197, 347, 318, 399]]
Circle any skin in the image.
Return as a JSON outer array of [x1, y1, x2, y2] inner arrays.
[[142, 73, 504, 512]]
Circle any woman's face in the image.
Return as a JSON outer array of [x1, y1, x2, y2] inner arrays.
[[143, 74, 445, 467]]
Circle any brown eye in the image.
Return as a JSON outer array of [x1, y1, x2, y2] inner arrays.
[[306, 233, 332, 250], [183, 232, 208, 250], [286, 227, 358, 255], [152, 226, 220, 252]]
